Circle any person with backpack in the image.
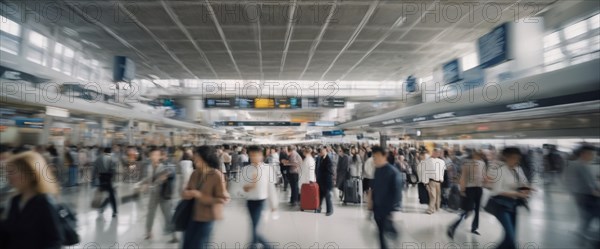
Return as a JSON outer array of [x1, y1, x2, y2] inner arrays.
[[0, 151, 64, 249], [141, 147, 177, 243], [93, 147, 119, 218]]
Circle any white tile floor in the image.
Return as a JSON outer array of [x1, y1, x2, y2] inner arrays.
[[60, 180, 597, 249]]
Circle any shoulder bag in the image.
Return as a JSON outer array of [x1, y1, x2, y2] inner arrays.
[[172, 171, 202, 231]]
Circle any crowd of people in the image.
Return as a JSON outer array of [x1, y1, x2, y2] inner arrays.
[[0, 141, 598, 249]]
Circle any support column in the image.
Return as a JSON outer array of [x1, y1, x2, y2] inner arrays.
[[379, 133, 387, 148], [177, 98, 203, 122], [71, 122, 81, 145], [98, 118, 105, 147], [127, 119, 134, 145], [40, 116, 53, 145]]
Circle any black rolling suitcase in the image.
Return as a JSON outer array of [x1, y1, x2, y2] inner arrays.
[[418, 182, 429, 204], [343, 177, 361, 204]]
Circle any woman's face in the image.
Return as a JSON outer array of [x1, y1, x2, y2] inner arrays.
[[7, 164, 30, 191], [505, 154, 521, 167]]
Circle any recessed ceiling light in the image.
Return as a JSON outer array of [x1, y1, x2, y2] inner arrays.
[[81, 39, 101, 49], [62, 27, 78, 37]]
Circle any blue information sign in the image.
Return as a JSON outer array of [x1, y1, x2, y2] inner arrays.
[[442, 59, 462, 84], [478, 23, 511, 68]]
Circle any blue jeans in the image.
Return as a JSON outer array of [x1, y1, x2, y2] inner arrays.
[[183, 221, 214, 249], [68, 167, 78, 186], [247, 200, 271, 248], [495, 210, 517, 249]]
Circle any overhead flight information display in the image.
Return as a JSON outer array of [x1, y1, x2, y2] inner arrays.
[[205, 97, 343, 109], [320, 97, 346, 108], [204, 98, 234, 108], [254, 98, 275, 109], [215, 121, 301, 127]]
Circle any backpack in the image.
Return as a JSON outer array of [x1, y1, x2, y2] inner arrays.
[[45, 195, 80, 246]]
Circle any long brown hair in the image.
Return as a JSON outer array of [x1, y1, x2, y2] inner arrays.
[[7, 151, 59, 195]]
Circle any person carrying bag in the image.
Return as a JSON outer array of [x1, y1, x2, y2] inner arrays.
[[484, 147, 533, 249]]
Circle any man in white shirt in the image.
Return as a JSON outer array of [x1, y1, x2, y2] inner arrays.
[[243, 146, 278, 248], [418, 148, 446, 214]]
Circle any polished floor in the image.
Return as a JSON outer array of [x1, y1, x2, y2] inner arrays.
[[59, 175, 597, 249]]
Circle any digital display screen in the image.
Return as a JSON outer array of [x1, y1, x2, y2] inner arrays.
[[320, 98, 346, 108], [205, 98, 234, 108], [235, 98, 255, 109], [322, 130, 344, 136], [254, 98, 275, 109], [275, 98, 302, 109], [307, 98, 319, 108]]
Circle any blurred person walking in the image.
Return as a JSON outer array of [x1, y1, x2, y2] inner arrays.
[[179, 149, 194, 194], [141, 147, 177, 242], [93, 147, 119, 218], [447, 150, 486, 239], [242, 146, 278, 249], [181, 146, 230, 249], [544, 145, 565, 186], [368, 146, 403, 249], [0, 151, 64, 249], [486, 147, 532, 249], [563, 144, 599, 242]]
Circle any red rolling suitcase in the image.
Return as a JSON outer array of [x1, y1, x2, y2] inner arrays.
[[300, 182, 320, 213]]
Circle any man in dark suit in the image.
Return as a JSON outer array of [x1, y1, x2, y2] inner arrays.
[[317, 147, 334, 216], [336, 148, 351, 193]]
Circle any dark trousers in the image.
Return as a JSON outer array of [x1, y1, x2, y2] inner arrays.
[[183, 220, 214, 249], [99, 173, 118, 214], [288, 173, 299, 204], [246, 200, 270, 248], [281, 168, 289, 190], [450, 187, 482, 232], [319, 187, 333, 213], [495, 210, 517, 249], [374, 213, 397, 249], [363, 178, 372, 194], [573, 194, 600, 235]]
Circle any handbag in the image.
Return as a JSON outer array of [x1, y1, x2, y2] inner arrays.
[[91, 189, 105, 208], [172, 171, 202, 231], [46, 195, 80, 246], [484, 195, 517, 216], [172, 199, 194, 231]]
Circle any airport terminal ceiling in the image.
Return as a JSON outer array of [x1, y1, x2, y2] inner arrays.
[[0, 0, 598, 142], [2, 0, 559, 80]]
